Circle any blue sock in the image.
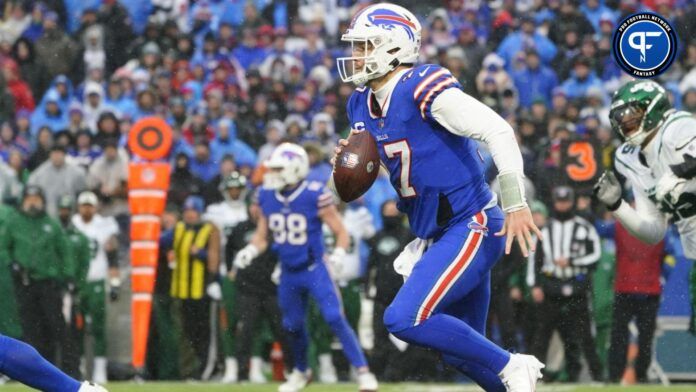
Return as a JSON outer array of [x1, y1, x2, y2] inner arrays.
[[0, 335, 81, 392], [287, 327, 309, 372], [443, 354, 506, 392], [325, 317, 368, 368], [392, 313, 510, 374]]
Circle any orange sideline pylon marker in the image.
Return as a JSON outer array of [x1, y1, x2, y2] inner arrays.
[[128, 117, 172, 371]]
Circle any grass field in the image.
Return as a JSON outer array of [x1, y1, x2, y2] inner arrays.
[[2, 383, 696, 391]]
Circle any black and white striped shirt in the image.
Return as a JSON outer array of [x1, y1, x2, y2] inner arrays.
[[527, 215, 601, 286]]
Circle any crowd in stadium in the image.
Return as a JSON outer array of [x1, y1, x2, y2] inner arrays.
[[0, 0, 695, 387]]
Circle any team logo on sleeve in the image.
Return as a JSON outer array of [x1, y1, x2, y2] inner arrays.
[[612, 12, 677, 78]]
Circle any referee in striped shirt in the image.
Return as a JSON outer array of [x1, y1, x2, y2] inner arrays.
[[527, 186, 603, 381]]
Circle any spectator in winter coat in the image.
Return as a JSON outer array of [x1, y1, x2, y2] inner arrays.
[[27, 145, 86, 217], [26, 127, 52, 171], [34, 11, 77, 80], [12, 37, 50, 100], [19, 3, 44, 42], [476, 53, 514, 95], [0, 72, 15, 123], [104, 77, 136, 119], [168, 152, 205, 209], [40, 75, 74, 114], [580, 0, 618, 33], [560, 56, 605, 100], [2, 59, 34, 111], [30, 89, 68, 135], [189, 141, 218, 183], [93, 112, 120, 149], [68, 130, 101, 170], [209, 118, 257, 168], [0, 2, 30, 44], [232, 28, 269, 70], [0, 122, 30, 160], [86, 140, 128, 216], [96, 0, 134, 73], [82, 82, 109, 133], [78, 25, 106, 78], [512, 49, 559, 108], [257, 120, 285, 163], [496, 15, 557, 70], [548, 0, 596, 45]]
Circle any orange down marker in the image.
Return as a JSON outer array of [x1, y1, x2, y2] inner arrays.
[[127, 117, 172, 371]]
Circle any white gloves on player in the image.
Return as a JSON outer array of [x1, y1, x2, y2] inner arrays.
[[593, 171, 623, 211], [326, 247, 346, 276], [206, 281, 222, 301], [656, 171, 687, 208], [234, 244, 259, 270]]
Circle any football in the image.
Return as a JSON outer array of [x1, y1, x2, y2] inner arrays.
[[333, 130, 381, 202]]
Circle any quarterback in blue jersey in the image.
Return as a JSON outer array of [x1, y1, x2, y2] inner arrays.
[[233, 143, 377, 392], [334, 3, 544, 392], [0, 334, 107, 392]]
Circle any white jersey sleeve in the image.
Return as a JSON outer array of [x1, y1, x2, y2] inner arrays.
[[613, 144, 668, 244], [430, 87, 524, 177], [658, 115, 696, 164]]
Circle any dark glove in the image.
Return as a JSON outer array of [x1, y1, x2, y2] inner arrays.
[[109, 277, 121, 302], [190, 247, 208, 261]]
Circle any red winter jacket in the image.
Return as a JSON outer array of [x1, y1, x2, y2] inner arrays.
[[614, 222, 664, 295]]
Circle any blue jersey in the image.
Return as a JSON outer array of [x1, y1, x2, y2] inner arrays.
[[346, 64, 493, 239], [258, 181, 334, 270]]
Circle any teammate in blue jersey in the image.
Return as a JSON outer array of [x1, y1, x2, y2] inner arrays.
[[0, 334, 107, 392], [233, 143, 377, 392], [334, 3, 544, 392]]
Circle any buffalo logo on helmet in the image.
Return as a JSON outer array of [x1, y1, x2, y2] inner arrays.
[[367, 8, 417, 41]]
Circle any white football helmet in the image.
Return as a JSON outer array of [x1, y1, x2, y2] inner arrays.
[[263, 143, 310, 190], [337, 3, 421, 86]]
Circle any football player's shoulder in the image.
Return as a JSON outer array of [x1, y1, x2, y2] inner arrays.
[[406, 64, 459, 110], [304, 180, 330, 202], [614, 142, 640, 177], [304, 180, 334, 209], [405, 64, 453, 87], [205, 202, 225, 215], [256, 187, 273, 208], [96, 214, 117, 231], [347, 86, 369, 109], [306, 180, 325, 193], [661, 110, 696, 149]]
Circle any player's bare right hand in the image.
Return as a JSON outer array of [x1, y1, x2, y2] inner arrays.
[[495, 206, 542, 257]]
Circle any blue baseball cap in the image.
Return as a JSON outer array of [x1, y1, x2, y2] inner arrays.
[[183, 196, 204, 213]]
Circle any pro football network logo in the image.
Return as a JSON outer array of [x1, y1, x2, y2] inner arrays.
[[613, 12, 677, 78]]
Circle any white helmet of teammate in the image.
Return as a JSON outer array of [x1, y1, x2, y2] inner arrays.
[[263, 143, 310, 190], [337, 3, 421, 86]]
